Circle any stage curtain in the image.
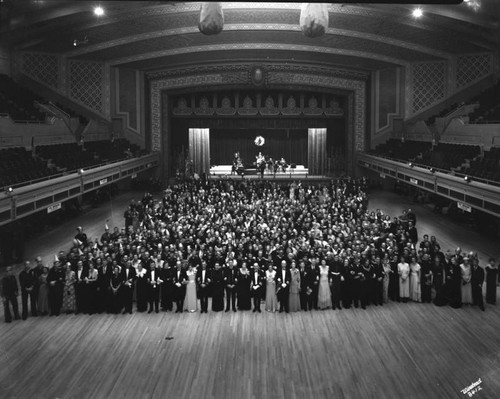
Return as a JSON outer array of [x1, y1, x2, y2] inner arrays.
[[189, 128, 210, 175], [308, 128, 327, 175]]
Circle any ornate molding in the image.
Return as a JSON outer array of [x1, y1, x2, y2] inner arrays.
[[150, 68, 365, 152]]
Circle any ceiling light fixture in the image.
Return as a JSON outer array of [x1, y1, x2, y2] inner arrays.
[[94, 6, 104, 16], [412, 8, 423, 18]]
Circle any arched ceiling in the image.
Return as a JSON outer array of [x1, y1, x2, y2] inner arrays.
[[1, 1, 499, 73]]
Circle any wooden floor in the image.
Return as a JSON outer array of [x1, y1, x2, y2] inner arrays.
[[1, 188, 499, 399]]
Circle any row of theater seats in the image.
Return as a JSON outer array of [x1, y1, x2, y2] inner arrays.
[[369, 139, 432, 161], [369, 139, 500, 182], [469, 81, 500, 123], [0, 139, 145, 189], [0, 75, 45, 121], [0, 147, 55, 189], [458, 148, 500, 182]]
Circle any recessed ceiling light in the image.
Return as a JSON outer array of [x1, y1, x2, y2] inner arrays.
[[94, 6, 104, 16], [412, 8, 423, 18]]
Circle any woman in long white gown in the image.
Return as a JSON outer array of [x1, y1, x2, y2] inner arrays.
[[317, 260, 332, 309], [265, 264, 278, 312], [184, 265, 198, 312], [398, 256, 410, 302], [409, 257, 421, 302]]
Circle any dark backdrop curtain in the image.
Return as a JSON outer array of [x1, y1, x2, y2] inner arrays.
[[209, 129, 307, 167]]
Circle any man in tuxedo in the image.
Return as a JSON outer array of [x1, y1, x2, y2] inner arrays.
[[97, 258, 113, 313], [172, 260, 186, 312], [1, 266, 20, 323], [160, 262, 174, 311], [120, 260, 136, 314], [275, 260, 291, 313], [197, 261, 211, 313], [147, 261, 162, 313], [471, 259, 485, 311], [251, 263, 263, 312], [224, 261, 238, 312], [19, 261, 37, 319]]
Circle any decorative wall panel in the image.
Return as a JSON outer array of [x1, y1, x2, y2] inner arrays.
[[456, 53, 492, 89], [21, 52, 59, 89], [69, 60, 104, 114], [411, 61, 446, 113]]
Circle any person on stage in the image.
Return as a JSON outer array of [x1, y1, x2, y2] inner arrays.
[[147, 261, 162, 313], [471, 257, 485, 311], [48, 260, 65, 316], [485, 257, 498, 305], [172, 261, 187, 313], [265, 263, 278, 312], [289, 261, 301, 312], [251, 263, 263, 312], [120, 260, 136, 314], [184, 263, 198, 313], [1, 266, 20, 323], [398, 256, 410, 303]]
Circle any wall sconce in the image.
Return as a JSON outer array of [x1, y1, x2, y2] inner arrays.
[[429, 168, 435, 173], [408, 162, 413, 168], [464, 175, 471, 183], [6, 187, 13, 195], [78, 169, 85, 175]]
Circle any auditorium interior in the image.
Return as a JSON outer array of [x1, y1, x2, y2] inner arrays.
[[0, 1, 500, 398]]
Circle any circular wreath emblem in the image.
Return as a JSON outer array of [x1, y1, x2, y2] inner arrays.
[[254, 136, 265, 146]]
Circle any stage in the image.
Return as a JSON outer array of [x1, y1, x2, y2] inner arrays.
[[208, 164, 330, 181]]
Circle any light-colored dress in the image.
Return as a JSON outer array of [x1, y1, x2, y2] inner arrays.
[[409, 262, 421, 302], [460, 264, 473, 304], [289, 268, 301, 312], [382, 263, 391, 303], [317, 266, 332, 309], [184, 269, 198, 312], [398, 262, 410, 299], [265, 270, 278, 311], [62, 270, 76, 313]]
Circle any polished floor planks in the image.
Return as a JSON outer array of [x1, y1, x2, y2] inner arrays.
[[1, 188, 500, 398]]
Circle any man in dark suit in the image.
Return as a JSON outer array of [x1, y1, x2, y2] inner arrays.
[[120, 260, 136, 314], [172, 260, 186, 312], [275, 260, 291, 313], [97, 258, 113, 313], [160, 262, 174, 311], [224, 262, 238, 312], [251, 263, 263, 312], [1, 266, 20, 323], [471, 259, 485, 311], [197, 261, 211, 313], [147, 261, 162, 313], [19, 261, 37, 319], [47, 261, 65, 316]]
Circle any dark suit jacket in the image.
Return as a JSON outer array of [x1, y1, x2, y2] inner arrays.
[[121, 267, 137, 287], [250, 270, 264, 297], [472, 266, 485, 287], [172, 268, 187, 299], [147, 268, 162, 290], [1, 275, 18, 298], [224, 267, 238, 288], [196, 268, 211, 294], [275, 268, 291, 294]]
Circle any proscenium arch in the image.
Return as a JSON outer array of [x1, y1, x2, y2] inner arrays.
[[149, 65, 366, 178]]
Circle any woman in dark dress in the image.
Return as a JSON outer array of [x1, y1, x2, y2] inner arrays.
[[211, 263, 225, 311], [237, 262, 251, 310], [443, 256, 462, 308], [135, 262, 148, 312], [388, 254, 400, 302], [485, 257, 498, 305]]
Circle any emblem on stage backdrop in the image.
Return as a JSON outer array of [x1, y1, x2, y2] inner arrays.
[[254, 136, 265, 146], [250, 65, 265, 86]]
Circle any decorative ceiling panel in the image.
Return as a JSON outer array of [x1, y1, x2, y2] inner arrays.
[[73, 30, 440, 64]]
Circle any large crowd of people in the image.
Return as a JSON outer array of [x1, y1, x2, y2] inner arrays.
[[1, 178, 498, 322]]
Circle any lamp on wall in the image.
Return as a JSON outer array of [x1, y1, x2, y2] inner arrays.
[[73, 36, 88, 47]]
